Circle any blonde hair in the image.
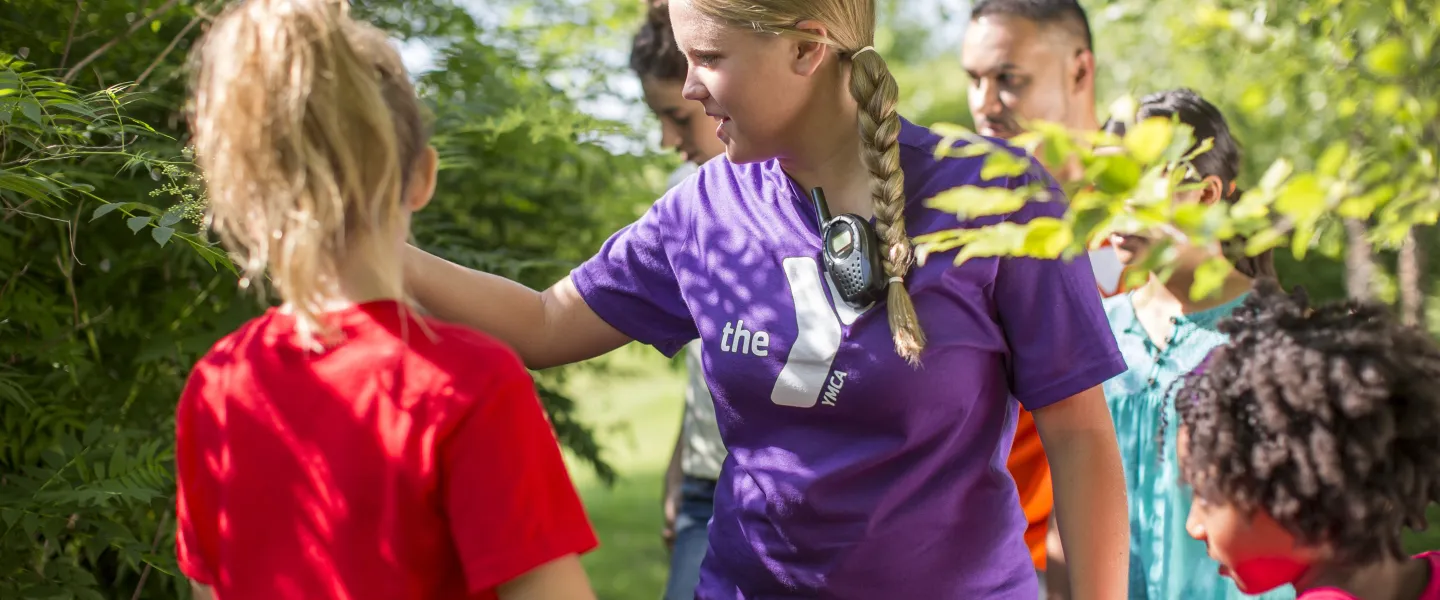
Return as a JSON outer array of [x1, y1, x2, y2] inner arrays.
[[188, 0, 430, 347], [687, 0, 926, 364]]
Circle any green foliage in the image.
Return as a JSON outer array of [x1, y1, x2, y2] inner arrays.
[[918, 0, 1439, 305], [1, 0, 664, 597]]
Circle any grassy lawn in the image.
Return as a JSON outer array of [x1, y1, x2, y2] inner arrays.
[[560, 344, 688, 600], [554, 345, 1440, 600]]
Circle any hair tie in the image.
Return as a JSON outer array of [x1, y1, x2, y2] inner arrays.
[[888, 276, 904, 284], [850, 46, 878, 60]]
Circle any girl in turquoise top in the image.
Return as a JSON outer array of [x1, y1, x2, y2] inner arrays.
[[1102, 89, 1292, 600]]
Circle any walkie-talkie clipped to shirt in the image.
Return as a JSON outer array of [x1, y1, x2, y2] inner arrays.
[[810, 187, 888, 310]]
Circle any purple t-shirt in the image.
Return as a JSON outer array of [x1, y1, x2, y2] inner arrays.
[[571, 117, 1125, 598]]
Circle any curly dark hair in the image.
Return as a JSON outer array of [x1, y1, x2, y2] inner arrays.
[[629, 3, 686, 83], [1173, 279, 1440, 564]]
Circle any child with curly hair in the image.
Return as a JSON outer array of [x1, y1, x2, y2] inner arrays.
[[1172, 281, 1440, 600]]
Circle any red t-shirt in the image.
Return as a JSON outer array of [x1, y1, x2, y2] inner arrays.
[[1296, 551, 1440, 600], [175, 300, 598, 599]]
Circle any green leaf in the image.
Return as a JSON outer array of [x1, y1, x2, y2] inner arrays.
[[1316, 143, 1348, 178], [1259, 159, 1293, 192], [1360, 162, 1394, 185], [126, 216, 150, 233], [1020, 218, 1072, 258], [1181, 136, 1214, 163], [925, 185, 1029, 220], [0, 170, 58, 202], [1315, 219, 1345, 259], [1338, 185, 1393, 219], [1291, 216, 1318, 260], [1365, 38, 1408, 76], [1275, 174, 1326, 220], [1009, 131, 1044, 153], [1191, 256, 1233, 301], [952, 223, 1028, 265], [19, 98, 40, 124], [1245, 228, 1287, 256], [1124, 117, 1174, 164], [151, 226, 175, 247], [930, 122, 973, 139], [91, 202, 127, 221], [944, 144, 990, 159], [980, 151, 1031, 181], [159, 205, 184, 227], [1092, 155, 1142, 194], [1173, 202, 1209, 234], [1374, 85, 1404, 116]]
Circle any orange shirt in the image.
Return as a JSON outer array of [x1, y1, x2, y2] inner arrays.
[[1008, 408, 1054, 570]]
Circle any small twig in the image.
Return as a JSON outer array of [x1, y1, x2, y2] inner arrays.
[[60, 0, 83, 70], [55, 254, 79, 330], [130, 511, 171, 600], [135, 11, 205, 88], [0, 261, 32, 304], [1, 199, 37, 222], [63, 0, 181, 83], [69, 201, 85, 267], [26, 307, 114, 358], [2, 207, 67, 223]]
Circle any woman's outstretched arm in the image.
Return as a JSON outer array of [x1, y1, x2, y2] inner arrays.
[[405, 245, 632, 369]]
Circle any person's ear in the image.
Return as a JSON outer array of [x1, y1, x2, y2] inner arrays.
[[405, 146, 438, 212], [789, 19, 832, 77], [1198, 174, 1225, 206], [1071, 47, 1095, 96]]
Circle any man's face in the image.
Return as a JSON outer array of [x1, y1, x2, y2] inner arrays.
[[961, 14, 1080, 139]]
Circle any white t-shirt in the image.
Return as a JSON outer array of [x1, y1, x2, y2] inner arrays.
[[1090, 245, 1126, 297], [679, 339, 727, 480]]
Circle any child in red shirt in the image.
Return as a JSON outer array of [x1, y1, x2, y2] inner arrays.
[[1171, 280, 1440, 600], [177, 1, 598, 598]]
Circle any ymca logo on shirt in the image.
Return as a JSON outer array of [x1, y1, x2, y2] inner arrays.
[[713, 256, 868, 409]]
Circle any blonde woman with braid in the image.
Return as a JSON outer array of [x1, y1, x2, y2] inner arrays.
[[405, 0, 1130, 596]]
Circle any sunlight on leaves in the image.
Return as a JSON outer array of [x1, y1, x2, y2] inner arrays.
[[1124, 117, 1174, 164], [926, 185, 1029, 220]]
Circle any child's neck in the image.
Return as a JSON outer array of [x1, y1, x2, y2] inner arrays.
[[1297, 556, 1431, 600], [1135, 265, 1252, 316], [287, 240, 406, 314], [1129, 267, 1251, 349]]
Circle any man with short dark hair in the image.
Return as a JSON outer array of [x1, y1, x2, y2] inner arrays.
[[961, 3, 1123, 599], [963, 0, 1098, 139]]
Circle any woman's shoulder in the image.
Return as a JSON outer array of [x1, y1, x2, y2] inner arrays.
[[895, 117, 1046, 186]]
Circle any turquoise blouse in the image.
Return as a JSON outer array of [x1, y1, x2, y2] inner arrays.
[[1102, 292, 1294, 600]]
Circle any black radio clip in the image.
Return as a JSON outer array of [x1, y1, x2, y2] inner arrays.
[[810, 187, 888, 310]]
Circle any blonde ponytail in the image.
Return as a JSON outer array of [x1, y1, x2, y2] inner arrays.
[[188, 0, 429, 349], [848, 49, 925, 365]]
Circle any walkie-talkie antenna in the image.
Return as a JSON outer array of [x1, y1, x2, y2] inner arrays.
[[809, 187, 832, 228]]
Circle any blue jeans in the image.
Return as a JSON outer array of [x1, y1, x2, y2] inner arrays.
[[663, 476, 716, 600]]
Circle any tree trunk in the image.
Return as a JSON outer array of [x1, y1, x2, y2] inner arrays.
[[1344, 218, 1377, 301], [1398, 226, 1426, 326]]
